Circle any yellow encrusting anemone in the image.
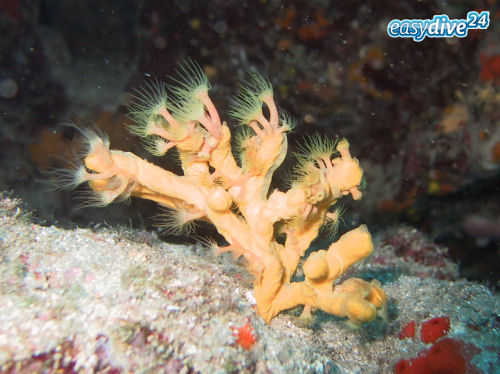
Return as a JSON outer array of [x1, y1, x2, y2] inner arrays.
[[60, 60, 386, 325]]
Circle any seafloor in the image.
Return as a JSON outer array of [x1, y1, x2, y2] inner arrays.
[[0, 196, 498, 373]]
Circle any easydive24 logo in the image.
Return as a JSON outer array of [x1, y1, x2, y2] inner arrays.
[[387, 11, 489, 42]]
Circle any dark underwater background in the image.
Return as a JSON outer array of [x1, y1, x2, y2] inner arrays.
[[1, 0, 498, 287]]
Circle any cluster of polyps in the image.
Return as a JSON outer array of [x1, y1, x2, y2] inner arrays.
[[63, 61, 386, 324]]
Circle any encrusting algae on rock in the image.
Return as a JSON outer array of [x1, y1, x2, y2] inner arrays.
[[57, 60, 386, 324]]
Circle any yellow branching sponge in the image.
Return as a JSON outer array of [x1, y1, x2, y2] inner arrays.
[[64, 61, 386, 324]]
